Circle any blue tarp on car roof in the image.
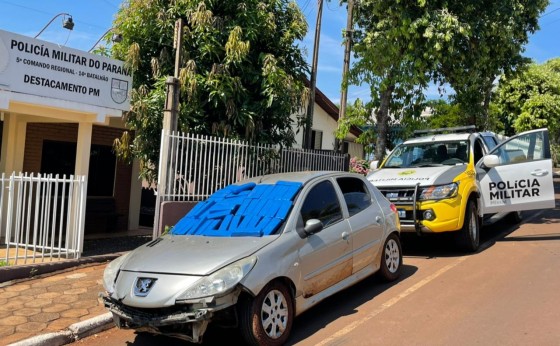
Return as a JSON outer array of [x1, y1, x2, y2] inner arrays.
[[170, 181, 302, 237]]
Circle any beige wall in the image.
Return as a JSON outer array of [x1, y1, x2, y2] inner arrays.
[[0, 91, 142, 232], [292, 104, 363, 158]]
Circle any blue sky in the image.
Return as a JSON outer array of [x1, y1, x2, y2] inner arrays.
[[1, 0, 560, 105]]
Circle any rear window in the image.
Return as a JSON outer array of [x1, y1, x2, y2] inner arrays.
[[336, 177, 372, 216]]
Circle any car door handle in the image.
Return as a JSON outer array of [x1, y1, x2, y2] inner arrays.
[[342, 231, 350, 241], [531, 169, 549, 177]]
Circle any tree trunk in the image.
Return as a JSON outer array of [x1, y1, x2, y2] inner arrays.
[[375, 85, 394, 162], [481, 79, 494, 130]]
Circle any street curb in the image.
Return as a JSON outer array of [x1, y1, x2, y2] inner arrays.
[[69, 313, 114, 341], [8, 313, 114, 346], [0, 253, 124, 284], [8, 331, 73, 346]]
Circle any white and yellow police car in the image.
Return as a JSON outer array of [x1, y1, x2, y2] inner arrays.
[[367, 126, 555, 252]]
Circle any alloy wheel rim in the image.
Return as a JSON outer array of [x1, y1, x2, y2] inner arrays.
[[385, 238, 400, 273], [261, 289, 288, 339]]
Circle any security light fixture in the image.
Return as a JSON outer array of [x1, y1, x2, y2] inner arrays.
[[88, 28, 123, 52], [111, 33, 123, 43], [35, 13, 74, 38], [62, 16, 74, 30]]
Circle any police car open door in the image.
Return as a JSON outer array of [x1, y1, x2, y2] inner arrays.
[[477, 128, 555, 214]]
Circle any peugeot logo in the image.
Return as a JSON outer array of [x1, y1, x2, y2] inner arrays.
[[134, 277, 157, 297]]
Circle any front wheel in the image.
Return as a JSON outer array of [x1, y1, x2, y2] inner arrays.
[[456, 199, 480, 252], [238, 281, 294, 346], [378, 233, 402, 281]]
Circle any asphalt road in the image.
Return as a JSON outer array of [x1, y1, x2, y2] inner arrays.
[[77, 184, 560, 346]]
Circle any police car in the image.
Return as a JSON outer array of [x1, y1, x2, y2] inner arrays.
[[367, 126, 555, 252]]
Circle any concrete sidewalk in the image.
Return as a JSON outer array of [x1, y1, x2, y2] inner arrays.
[[0, 229, 152, 345], [1, 257, 119, 346]]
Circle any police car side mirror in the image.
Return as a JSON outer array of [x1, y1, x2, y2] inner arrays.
[[370, 160, 379, 170], [482, 154, 500, 168]]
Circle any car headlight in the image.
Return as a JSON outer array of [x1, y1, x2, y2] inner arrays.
[[176, 256, 257, 301], [419, 182, 458, 200], [103, 253, 130, 294]]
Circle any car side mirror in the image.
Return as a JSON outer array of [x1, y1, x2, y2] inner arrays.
[[304, 219, 323, 235], [482, 154, 500, 168], [370, 160, 379, 170], [296, 218, 323, 238]]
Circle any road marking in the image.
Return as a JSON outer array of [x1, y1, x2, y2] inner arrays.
[[315, 256, 468, 346]]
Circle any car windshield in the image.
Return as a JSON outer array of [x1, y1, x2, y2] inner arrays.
[[383, 140, 470, 168], [170, 181, 302, 237]]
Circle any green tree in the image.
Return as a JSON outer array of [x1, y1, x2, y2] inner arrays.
[[493, 58, 560, 144], [338, 0, 547, 161], [343, 1, 451, 161], [424, 99, 463, 129], [110, 0, 309, 183], [435, 0, 547, 130], [422, 99, 503, 132]]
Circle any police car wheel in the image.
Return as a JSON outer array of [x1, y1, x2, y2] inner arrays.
[[508, 211, 522, 224], [457, 200, 479, 252]]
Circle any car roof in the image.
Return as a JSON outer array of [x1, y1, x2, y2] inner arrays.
[[238, 170, 355, 185]]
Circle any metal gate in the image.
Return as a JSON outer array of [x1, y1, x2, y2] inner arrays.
[[1, 173, 87, 265], [153, 131, 349, 237]]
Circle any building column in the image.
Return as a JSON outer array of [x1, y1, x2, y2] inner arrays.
[[0, 113, 27, 241], [75, 122, 92, 176], [0, 113, 26, 174], [72, 122, 92, 252]]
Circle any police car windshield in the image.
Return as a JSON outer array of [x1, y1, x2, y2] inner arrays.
[[383, 140, 469, 168]]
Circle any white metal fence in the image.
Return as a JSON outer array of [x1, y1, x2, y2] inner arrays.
[[1, 173, 87, 265], [153, 131, 349, 234]]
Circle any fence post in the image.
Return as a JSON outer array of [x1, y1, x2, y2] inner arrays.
[[76, 175, 87, 257], [343, 153, 351, 172]]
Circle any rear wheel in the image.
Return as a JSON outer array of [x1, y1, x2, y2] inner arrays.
[[239, 281, 293, 346], [379, 233, 402, 281], [508, 211, 522, 224], [456, 199, 480, 252]]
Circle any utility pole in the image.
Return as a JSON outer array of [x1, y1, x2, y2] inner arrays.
[[154, 18, 183, 238], [336, 0, 354, 153], [303, 0, 324, 149], [163, 18, 183, 136]]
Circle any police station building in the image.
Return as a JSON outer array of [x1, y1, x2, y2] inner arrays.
[[0, 29, 141, 241]]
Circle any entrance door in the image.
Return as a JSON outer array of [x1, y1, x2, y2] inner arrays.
[[477, 128, 555, 214]]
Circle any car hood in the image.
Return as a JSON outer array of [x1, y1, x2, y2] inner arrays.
[[120, 234, 277, 276], [367, 165, 467, 187]]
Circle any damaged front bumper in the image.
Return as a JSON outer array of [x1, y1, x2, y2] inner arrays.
[[101, 288, 241, 343]]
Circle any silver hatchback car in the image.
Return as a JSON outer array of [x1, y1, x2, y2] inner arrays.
[[101, 171, 402, 345]]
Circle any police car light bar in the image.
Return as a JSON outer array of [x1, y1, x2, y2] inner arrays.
[[413, 125, 477, 137]]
